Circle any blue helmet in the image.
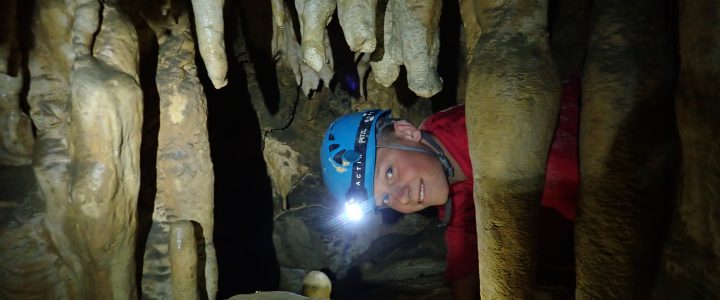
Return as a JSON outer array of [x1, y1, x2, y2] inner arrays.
[[320, 109, 391, 210]]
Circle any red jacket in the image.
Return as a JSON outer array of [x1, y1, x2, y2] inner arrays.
[[418, 78, 580, 283]]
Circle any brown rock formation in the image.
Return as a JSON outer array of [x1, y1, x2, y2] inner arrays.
[[337, 0, 377, 53], [653, 0, 720, 297], [140, 5, 216, 299], [576, 0, 678, 298], [296, 0, 336, 74], [465, 0, 560, 298], [271, 0, 334, 97], [22, 0, 144, 297], [1, 0, 719, 299], [170, 220, 201, 300], [371, 0, 443, 98], [191, 0, 228, 88], [0, 0, 33, 166], [0, 73, 33, 166]]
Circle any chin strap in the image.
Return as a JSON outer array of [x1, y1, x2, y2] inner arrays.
[[420, 132, 454, 178], [376, 131, 455, 227], [420, 132, 454, 227]]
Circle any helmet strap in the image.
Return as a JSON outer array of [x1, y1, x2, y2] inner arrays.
[[419, 131, 455, 178]]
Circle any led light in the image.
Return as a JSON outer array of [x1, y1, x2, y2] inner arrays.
[[345, 201, 363, 221]]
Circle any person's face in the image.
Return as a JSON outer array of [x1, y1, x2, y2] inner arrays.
[[372, 126, 449, 213]]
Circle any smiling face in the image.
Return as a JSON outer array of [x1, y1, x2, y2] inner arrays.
[[372, 121, 449, 213]]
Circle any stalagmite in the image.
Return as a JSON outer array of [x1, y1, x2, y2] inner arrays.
[[371, 0, 443, 98], [170, 220, 201, 300], [465, 0, 560, 298], [295, 0, 336, 72], [337, 0, 377, 53], [272, 2, 334, 96], [191, 0, 228, 89], [577, 0, 678, 298], [140, 8, 217, 300], [302, 271, 332, 299], [262, 136, 308, 210]]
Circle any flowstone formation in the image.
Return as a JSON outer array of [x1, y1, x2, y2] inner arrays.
[[0, 0, 719, 299]]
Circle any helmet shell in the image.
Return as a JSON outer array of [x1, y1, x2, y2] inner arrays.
[[320, 110, 390, 204]]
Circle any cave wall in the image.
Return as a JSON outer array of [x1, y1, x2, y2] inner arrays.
[[0, 0, 718, 299]]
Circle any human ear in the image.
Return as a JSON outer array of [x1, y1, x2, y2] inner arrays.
[[393, 120, 422, 142]]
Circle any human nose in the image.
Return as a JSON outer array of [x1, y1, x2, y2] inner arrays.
[[388, 184, 411, 205]]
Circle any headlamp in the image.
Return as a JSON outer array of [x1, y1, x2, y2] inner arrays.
[[344, 199, 364, 221]]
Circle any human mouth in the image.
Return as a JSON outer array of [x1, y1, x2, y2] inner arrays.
[[419, 179, 425, 203]]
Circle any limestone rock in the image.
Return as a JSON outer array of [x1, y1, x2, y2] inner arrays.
[[273, 204, 445, 290], [337, 0, 378, 53], [272, 1, 334, 96], [0, 73, 33, 166], [295, 0, 336, 73], [140, 8, 217, 300], [371, 0, 443, 98], [227, 291, 314, 300], [191, 0, 228, 88]]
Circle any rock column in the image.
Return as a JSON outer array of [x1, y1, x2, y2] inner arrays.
[[465, 0, 560, 298], [653, 0, 720, 297], [576, 0, 678, 298], [141, 8, 217, 300], [26, 0, 144, 298]]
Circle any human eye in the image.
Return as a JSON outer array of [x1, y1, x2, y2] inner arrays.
[[382, 194, 390, 207], [385, 166, 394, 180]]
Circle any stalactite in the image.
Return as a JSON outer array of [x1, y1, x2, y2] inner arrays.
[[337, 0, 377, 53], [295, 0, 336, 73], [371, 0, 443, 98], [190, 0, 228, 89], [271, 2, 334, 97]]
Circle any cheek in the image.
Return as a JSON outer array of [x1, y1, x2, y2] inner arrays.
[[414, 155, 445, 180], [408, 154, 449, 203], [429, 177, 449, 204]]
